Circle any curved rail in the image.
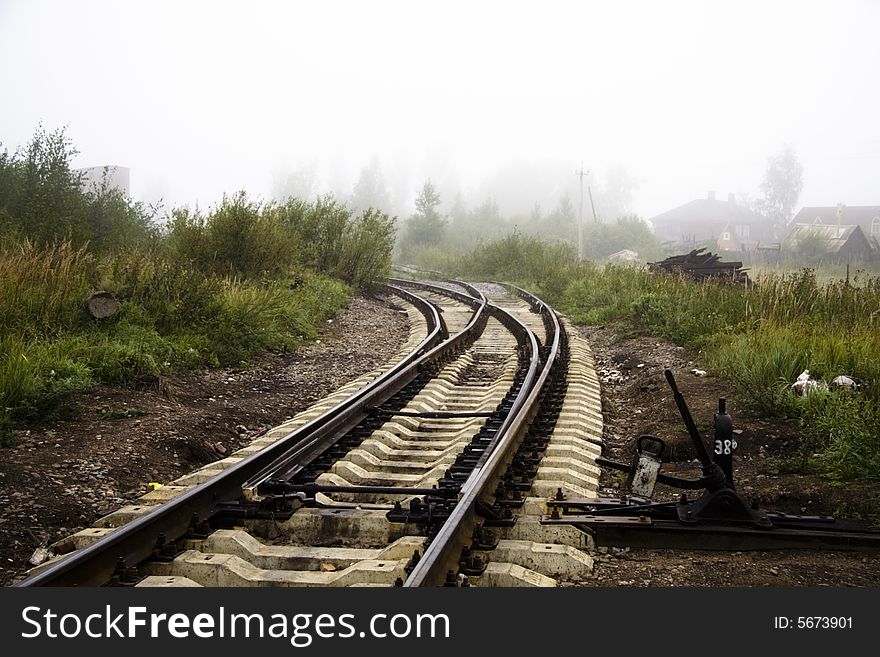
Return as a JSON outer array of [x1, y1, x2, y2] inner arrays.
[[16, 285, 446, 587], [19, 281, 556, 587], [245, 283, 490, 490], [405, 283, 563, 586]]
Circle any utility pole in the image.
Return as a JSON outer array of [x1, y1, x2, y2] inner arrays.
[[575, 163, 589, 260], [588, 185, 598, 224]]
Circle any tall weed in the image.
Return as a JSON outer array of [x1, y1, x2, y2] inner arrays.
[[450, 234, 880, 482]]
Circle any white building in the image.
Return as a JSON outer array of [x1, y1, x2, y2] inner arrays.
[[77, 165, 130, 196]]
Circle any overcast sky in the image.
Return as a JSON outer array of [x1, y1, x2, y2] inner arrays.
[[2, 0, 879, 219]]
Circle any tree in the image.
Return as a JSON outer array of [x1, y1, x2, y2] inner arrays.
[[467, 196, 507, 241], [581, 215, 662, 261], [595, 165, 639, 222], [401, 180, 446, 254], [757, 145, 803, 238], [553, 193, 575, 223], [271, 162, 318, 202], [530, 202, 542, 223], [0, 125, 85, 243], [83, 174, 156, 251], [414, 179, 442, 219], [449, 192, 468, 225], [542, 193, 576, 242], [0, 125, 154, 249], [470, 196, 502, 222], [349, 155, 392, 216]]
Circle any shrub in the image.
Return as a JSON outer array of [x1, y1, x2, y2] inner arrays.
[[0, 240, 351, 429], [167, 193, 396, 290], [444, 233, 880, 483], [166, 192, 299, 280], [0, 129, 396, 436], [0, 125, 154, 249], [279, 196, 395, 289]]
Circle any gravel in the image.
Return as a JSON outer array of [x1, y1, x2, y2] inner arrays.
[[0, 293, 410, 585]]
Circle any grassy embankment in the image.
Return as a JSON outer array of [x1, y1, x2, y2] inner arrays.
[[450, 232, 880, 484], [0, 128, 395, 442]]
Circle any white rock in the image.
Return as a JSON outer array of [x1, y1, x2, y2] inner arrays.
[[28, 547, 51, 567]]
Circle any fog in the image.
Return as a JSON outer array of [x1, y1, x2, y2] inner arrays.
[[2, 0, 879, 222]]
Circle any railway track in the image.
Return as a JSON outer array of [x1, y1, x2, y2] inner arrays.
[[17, 280, 604, 587]]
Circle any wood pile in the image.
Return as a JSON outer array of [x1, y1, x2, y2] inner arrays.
[[649, 248, 750, 284]]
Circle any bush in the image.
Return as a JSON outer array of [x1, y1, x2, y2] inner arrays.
[[0, 125, 154, 249], [0, 239, 351, 429], [443, 233, 880, 483], [453, 231, 576, 303], [167, 193, 395, 290], [166, 192, 298, 279], [0, 128, 396, 436], [278, 197, 395, 290], [335, 208, 396, 289]]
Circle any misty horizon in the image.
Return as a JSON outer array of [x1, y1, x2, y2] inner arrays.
[[2, 0, 879, 224]]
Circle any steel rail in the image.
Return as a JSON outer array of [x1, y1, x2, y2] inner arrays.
[[394, 279, 541, 470], [16, 284, 445, 587], [389, 277, 487, 306], [450, 280, 489, 304], [243, 282, 490, 489], [405, 284, 563, 587]]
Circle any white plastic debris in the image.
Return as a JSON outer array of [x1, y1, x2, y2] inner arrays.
[[791, 369, 827, 395], [791, 370, 812, 395], [691, 369, 707, 377], [831, 375, 858, 391]]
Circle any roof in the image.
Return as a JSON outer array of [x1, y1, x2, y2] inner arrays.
[[650, 198, 767, 228], [783, 223, 865, 253], [791, 206, 880, 228]]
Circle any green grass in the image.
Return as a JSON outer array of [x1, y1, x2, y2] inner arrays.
[[450, 235, 880, 483], [0, 242, 351, 430], [0, 129, 395, 440]]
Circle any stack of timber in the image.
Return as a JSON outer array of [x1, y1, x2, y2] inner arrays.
[[649, 248, 750, 284]]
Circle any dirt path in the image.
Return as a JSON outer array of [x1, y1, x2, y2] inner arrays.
[[0, 295, 409, 586], [573, 322, 880, 586]]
